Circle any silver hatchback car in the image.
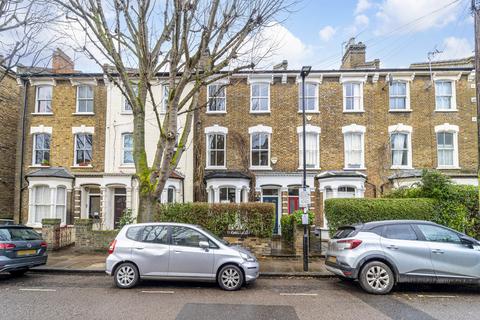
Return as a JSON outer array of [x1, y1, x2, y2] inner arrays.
[[106, 223, 259, 290], [326, 220, 480, 294]]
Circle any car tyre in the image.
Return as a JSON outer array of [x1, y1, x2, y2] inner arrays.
[[9, 269, 28, 277], [359, 261, 394, 295], [218, 265, 244, 291], [114, 262, 139, 289]]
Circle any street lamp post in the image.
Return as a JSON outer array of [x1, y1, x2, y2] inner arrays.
[[300, 65, 311, 272]]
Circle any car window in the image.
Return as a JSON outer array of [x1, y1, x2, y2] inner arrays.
[[126, 226, 143, 241], [417, 224, 461, 244], [0, 228, 41, 241], [383, 224, 417, 240], [140, 225, 168, 244], [333, 227, 356, 239], [171, 226, 209, 248]]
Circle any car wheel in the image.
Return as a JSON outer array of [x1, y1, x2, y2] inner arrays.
[[218, 265, 244, 291], [9, 269, 28, 277], [359, 261, 394, 295], [114, 262, 139, 289]]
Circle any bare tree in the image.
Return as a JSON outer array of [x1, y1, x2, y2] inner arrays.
[[53, 0, 292, 222], [0, 0, 58, 78]]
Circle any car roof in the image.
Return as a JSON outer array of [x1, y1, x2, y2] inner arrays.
[[341, 220, 438, 230], [125, 222, 200, 228]]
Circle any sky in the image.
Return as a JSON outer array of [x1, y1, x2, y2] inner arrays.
[[265, 0, 474, 69], [51, 0, 475, 72]]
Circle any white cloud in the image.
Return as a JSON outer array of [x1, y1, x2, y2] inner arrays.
[[375, 0, 462, 35], [355, 0, 372, 14], [319, 25, 337, 42], [355, 14, 370, 27], [345, 14, 370, 37], [436, 37, 473, 60]]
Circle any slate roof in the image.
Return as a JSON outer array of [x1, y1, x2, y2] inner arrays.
[[204, 171, 251, 180], [316, 170, 367, 180], [26, 167, 74, 179]]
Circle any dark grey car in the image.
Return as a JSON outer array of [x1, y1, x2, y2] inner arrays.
[[0, 225, 48, 276]]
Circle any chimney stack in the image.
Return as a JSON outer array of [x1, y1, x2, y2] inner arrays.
[[52, 48, 74, 74], [273, 60, 288, 71], [341, 38, 379, 69]]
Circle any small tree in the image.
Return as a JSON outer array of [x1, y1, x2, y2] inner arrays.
[[54, 0, 293, 222]]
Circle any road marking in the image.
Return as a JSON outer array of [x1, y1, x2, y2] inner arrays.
[[417, 294, 457, 298], [279, 293, 318, 296], [19, 288, 57, 292], [140, 290, 175, 294]]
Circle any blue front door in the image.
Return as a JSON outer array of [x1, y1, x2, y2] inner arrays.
[[263, 195, 279, 234]]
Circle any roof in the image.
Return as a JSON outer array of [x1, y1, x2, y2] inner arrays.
[[316, 170, 367, 180], [26, 167, 74, 179], [388, 170, 477, 180], [169, 170, 185, 180], [204, 171, 251, 180], [410, 56, 474, 69]]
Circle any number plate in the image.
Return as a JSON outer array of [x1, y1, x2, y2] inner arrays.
[[17, 249, 37, 257], [327, 256, 337, 264]]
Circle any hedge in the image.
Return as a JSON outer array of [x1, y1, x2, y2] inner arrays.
[[324, 198, 437, 234], [281, 210, 315, 243], [153, 202, 275, 238]]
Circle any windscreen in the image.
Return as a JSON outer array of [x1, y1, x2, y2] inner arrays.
[[332, 227, 356, 239], [0, 228, 42, 241]]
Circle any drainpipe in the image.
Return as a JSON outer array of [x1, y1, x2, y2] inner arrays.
[[17, 78, 28, 224]]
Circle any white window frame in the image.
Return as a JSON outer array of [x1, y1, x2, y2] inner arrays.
[[387, 73, 414, 112], [435, 123, 459, 169], [433, 74, 460, 112], [296, 125, 321, 170], [388, 124, 413, 169], [74, 133, 93, 167], [297, 82, 319, 113], [219, 186, 237, 203], [122, 84, 138, 114], [161, 84, 169, 114], [32, 133, 51, 166], [121, 133, 134, 165], [343, 82, 363, 112], [207, 83, 227, 113], [248, 125, 272, 170], [35, 85, 53, 114], [340, 74, 367, 113], [250, 82, 270, 113], [75, 84, 94, 114], [342, 124, 366, 170], [167, 186, 176, 203], [29, 184, 68, 227], [205, 125, 228, 169]]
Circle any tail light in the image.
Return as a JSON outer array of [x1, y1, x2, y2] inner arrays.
[[108, 239, 117, 255], [337, 239, 362, 250], [40, 241, 48, 248], [0, 243, 16, 250]]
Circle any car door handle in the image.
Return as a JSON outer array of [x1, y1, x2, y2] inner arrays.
[[386, 245, 399, 250], [432, 249, 444, 254], [174, 250, 182, 253], [134, 247, 144, 250]]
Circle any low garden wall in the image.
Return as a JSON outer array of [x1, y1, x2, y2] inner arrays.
[[41, 219, 75, 250], [74, 219, 118, 252]]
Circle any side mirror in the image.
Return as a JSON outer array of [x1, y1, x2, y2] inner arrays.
[[460, 236, 474, 248], [199, 241, 210, 249]]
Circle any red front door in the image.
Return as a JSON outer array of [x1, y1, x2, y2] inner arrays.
[[288, 197, 299, 214]]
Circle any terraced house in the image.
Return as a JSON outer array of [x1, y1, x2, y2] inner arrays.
[[193, 39, 478, 237], [13, 49, 194, 230]]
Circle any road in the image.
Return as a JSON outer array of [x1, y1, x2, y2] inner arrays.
[[1, 273, 480, 320]]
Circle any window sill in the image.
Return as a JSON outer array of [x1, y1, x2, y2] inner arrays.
[[206, 111, 227, 115], [29, 165, 50, 168], [119, 164, 135, 169], [120, 111, 133, 115], [436, 166, 461, 170], [343, 167, 366, 171], [31, 112, 53, 116], [389, 109, 412, 113], [434, 109, 457, 112], [249, 166, 272, 171], [390, 165, 413, 170], [297, 110, 320, 114], [250, 110, 271, 114], [71, 165, 93, 168], [205, 166, 227, 170], [72, 112, 95, 116], [343, 110, 365, 114]]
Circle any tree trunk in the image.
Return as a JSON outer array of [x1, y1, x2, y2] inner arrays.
[[137, 192, 157, 223]]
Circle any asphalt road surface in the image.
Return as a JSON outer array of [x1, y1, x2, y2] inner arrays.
[[1, 272, 480, 320]]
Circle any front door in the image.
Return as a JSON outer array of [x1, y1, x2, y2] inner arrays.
[[416, 224, 480, 279], [168, 226, 215, 279], [131, 225, 170, 277], [262, 188, 280, 234], [114, 189, 127, 229], [88, 195, 100, 219]]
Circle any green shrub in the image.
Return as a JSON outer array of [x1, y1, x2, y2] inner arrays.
[[281, 215, 295, 243], [153, 202, 274, 238], [325, 198, 436, 235], [118, 209, 135, 229], [291, 209, 315, 225]]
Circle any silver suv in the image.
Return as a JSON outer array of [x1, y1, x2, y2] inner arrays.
[[106, 223, 259, 291], [325, 220, 480, 294]]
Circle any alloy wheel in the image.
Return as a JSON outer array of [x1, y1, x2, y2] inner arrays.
[[365, 265, 390, 291], [116, 265, 136, 287], [221, 267, 240, 289]]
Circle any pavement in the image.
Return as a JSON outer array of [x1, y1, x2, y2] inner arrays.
[[32, 247, 330, 276], [2, 273, 480, 320]]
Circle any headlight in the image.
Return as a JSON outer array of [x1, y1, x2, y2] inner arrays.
[[240, 252, 256, 262]]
